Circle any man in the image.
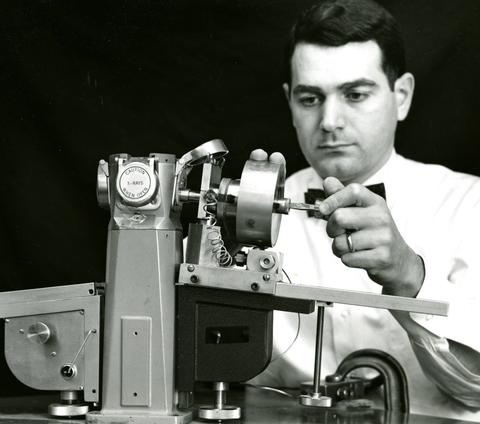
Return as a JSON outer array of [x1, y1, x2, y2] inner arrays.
[[250, 0, 480, 420]]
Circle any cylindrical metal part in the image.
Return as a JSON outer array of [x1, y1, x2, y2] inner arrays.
[[236, 159, 285, 247], [177, 189, 201, 203], [60, 390, 79, 402], [213, 381, 229, 391], [215, 389, 225, 410], [313, 306, 325, 394], [26, 322, 51, 345], [49, 403, 90, 417]]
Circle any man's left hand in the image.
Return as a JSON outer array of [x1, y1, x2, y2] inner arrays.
[[318, 176, 425, 298]]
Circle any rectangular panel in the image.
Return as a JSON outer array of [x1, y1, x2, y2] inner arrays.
[[121, 316, 151, 406]]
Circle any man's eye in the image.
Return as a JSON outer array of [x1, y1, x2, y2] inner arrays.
[[298, 96, 321, 107], [346, 92, 369, 102]]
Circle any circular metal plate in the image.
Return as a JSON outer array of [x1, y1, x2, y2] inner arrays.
[[179, 139, 229, 167], [48, 402, 90, 417], [299, 394, 332, 407], [198, 405, 241, 420], [236, 159, 285, 247], [116, 161, 157, 206]]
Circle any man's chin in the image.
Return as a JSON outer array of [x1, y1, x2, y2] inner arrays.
[[314, 159, 361, 184]]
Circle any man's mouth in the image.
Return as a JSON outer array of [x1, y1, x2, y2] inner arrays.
[[317, 143, 353, 149]]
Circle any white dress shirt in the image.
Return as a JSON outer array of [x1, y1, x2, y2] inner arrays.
[[250, 151, 480, 421]]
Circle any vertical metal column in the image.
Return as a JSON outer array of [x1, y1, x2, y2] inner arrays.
[[299, 305, 332, 407]]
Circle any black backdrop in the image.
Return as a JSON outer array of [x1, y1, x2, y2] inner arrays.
[[0, 0, 479, 395]]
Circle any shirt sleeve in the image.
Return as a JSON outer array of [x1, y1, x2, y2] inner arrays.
[[410, 246, 480, 353], [402, 180, 480, 406], [409, 334, 480, 408], [409, 180, 480, 354]]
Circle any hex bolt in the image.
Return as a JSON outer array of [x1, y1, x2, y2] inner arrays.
[[187, 265, 195, 272], [190, 275, 199, 284], [259, 254, 275, 270], [251, 283, 259, 291]]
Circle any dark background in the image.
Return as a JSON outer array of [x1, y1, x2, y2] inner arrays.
[[0, 0, 479, 395]]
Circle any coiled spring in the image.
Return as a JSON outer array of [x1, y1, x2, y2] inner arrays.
[[204, 202, 233, 267]]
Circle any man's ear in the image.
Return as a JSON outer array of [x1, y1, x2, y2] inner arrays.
[[282, 83, 291, 103], [394, 72, 415, 121]]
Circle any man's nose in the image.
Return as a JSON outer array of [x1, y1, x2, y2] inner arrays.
[[320, 97, 345, 132]]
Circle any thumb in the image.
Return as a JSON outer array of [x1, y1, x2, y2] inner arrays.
[[323, 176, 345, 197]]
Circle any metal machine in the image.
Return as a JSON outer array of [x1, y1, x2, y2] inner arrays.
[[0, 140, 448, 423]]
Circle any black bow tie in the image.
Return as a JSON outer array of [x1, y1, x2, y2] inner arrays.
[[304, 183, 386, 217]]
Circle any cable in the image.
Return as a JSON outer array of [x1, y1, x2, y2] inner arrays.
[[241, 383, 293, 398], [270, 269, 301, 363]]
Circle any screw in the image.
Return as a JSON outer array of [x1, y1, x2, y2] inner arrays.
[[79, 310, 84, 315], [79, 386, 84, 390], [187, 265, 195, 272], [263, 274, 271, 282], [92, 329, 97, 334], [251, 283, 259, 291], [4, 319, 10, 323], [50, 351, 57, 357], [61, 365, 76, 378], [190, 275, 199, 284], [19, 329, 25, 334]]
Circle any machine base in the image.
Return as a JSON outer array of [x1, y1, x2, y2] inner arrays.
[[86, 410, 192, 424]]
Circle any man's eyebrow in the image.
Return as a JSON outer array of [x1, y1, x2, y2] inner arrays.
[[339, 79, 378, 90], [292, 85, 324, 95], [292, 79, 378, 95]]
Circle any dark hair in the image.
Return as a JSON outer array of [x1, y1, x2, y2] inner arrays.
[[285, 0, 406, 90]]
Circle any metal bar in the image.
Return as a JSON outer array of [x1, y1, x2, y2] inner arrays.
[[0, 283, 96, 305], [312, 306, 325, 395], [275, 282, 448, 316]]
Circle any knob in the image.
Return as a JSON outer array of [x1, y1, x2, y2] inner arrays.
[[27, 322, 51, 344]]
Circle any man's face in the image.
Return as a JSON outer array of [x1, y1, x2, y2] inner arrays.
[[286, 41, 407, 184]]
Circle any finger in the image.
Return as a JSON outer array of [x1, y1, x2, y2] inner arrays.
[[250, 149, 268, 161], [326, 206, 389, 237], [340, 248, 389, 271], [269, 151, 286, 165], [331, 229, 390, 257], [323, 176, 345, 197], [319, 183, 380, 216]]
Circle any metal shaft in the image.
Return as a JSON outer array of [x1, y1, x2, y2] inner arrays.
[[215, 389, 225, 410], [289, 202, 326, 219], [312, 306, 325, 395]]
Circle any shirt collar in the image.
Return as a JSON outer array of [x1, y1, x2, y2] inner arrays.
[[363, 148, 397, 187], [304, 148, 399, 208]]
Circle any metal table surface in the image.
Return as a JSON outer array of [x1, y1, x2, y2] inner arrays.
[[0, 388, 473, 424]]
